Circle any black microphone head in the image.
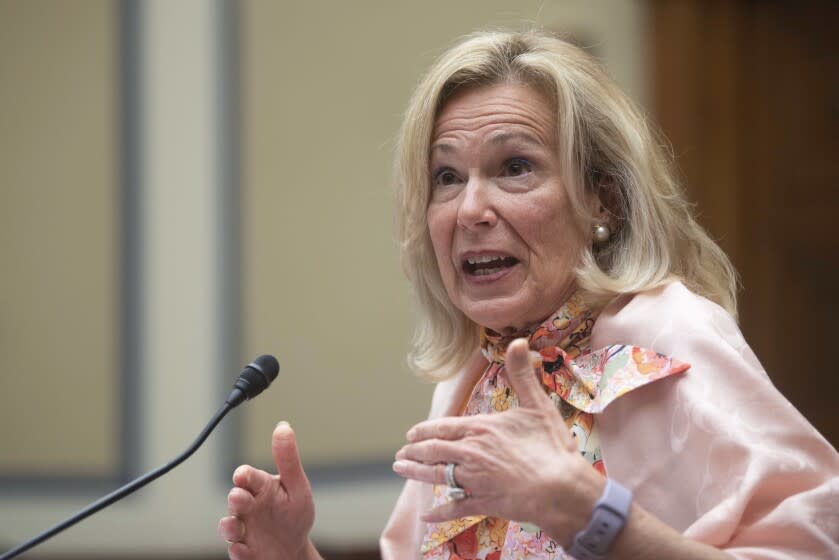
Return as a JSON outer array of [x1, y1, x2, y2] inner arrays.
[[230, 354, 280, 404], [250, 354, 280, 383]]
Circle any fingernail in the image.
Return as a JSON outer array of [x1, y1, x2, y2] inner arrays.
[[508, 339, 529, 361], [276, 420, 290, 430], [392, 460, 408, 473], [513, 338, 529, 351], [406, 428, 416, 441], [394, 447, 406, 460]]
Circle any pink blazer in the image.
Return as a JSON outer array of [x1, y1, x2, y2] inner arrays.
[[381, 282, 839, 559]]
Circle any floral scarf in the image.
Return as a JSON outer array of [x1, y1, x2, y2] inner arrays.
[[421, 293, 689, 560]]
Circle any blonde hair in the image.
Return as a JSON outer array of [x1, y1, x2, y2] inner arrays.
[[395, 30, 738, 380]]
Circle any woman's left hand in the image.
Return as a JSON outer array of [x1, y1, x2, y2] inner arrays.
[[393, 338, 604, 545]]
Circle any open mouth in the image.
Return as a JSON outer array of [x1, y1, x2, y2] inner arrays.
[[462, 255, 519, 276]]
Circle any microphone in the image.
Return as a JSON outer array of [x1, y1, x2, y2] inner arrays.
[[0, 354, 280, 560], [225, 354, 280, 407]]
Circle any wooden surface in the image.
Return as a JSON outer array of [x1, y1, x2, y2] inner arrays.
[[650, 0, 838, 445]]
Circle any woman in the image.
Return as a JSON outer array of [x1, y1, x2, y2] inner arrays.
[[219, 31, 838, 559]]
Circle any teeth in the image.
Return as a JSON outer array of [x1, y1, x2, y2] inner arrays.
[[466, 255, 506, 265], [472, 266, 505, 276]]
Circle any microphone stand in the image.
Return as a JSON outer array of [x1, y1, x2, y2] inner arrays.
[[1, 354, 278, 560], [0, 402, 233, 560]]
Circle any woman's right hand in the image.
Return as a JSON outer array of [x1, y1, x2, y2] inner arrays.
[[218, 422, 321, 560]]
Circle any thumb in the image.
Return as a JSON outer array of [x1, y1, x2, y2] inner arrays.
[[271, 421, 310, 496], [504, 338, 549, 409]]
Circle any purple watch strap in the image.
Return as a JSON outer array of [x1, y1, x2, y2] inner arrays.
[[567, 478, 632, 559]]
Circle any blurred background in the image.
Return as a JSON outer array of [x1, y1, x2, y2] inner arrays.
[[0, 1, 835, 558]]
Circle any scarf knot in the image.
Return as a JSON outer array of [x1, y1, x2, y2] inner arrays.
[[481, 293, 594, 366]]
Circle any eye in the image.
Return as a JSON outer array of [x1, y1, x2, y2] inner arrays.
[[432, 167, 461, 187], [501, 158, 532, 177]]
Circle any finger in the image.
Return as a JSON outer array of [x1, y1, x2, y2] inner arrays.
[[392, 460, 448, 485], [504, 338, 550, 409], [227, 486, 255, 516], [406, 415, 482, 443], [395, 439, 465, 465], [218, 515, 246, 543], [227, 541, 250, 560], [271, 421, 310, 497], [232, 464, 274, 497]]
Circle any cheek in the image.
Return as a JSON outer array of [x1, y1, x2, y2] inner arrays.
[[547, 225, 586, 275], [524, 202, 585, 272], [426, 207, 454, 274]]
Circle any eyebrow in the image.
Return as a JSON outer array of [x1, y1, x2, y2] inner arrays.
[[430, 130, 545, 156], [487, 130, 545, 147], [430, 142, 455, 155]]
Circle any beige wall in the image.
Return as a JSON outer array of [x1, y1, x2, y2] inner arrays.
[[0, 1, 117, 474], [0, 0, 647, 555]]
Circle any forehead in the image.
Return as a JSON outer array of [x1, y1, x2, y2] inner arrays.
[[432, 82, 556, 146]]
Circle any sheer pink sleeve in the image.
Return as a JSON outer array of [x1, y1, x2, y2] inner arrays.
[[592, 282, 839, 558], [380, 350, 487, 560]]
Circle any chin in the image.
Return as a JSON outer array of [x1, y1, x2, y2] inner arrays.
[[460, 299, 533, 334]]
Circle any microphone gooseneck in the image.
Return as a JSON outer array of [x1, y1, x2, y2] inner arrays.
[[0, 354, 280, 560]]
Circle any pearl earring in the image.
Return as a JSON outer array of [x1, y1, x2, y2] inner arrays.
[[593, 224, 611, 244]]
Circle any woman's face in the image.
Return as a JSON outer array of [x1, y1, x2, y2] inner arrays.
[[426, 82, 590, 333]]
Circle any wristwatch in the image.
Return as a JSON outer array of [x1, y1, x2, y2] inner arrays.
[[567, 478, 632, 559]]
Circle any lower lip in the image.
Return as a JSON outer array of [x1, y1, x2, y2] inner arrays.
[[463, 261, 519, 285]]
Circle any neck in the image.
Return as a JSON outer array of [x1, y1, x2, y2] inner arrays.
[[481, 285, 579, 335]]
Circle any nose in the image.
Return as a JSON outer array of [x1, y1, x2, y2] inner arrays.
[[456, 175, 497, 231]]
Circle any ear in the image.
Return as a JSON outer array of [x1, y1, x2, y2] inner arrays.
[[587, 193, 610, 230], [590, 178, 620, 229]]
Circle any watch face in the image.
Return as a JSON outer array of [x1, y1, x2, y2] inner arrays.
[[568, 479, 632, 559]]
